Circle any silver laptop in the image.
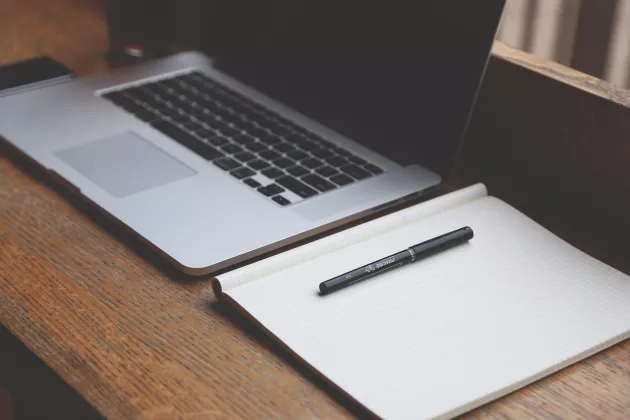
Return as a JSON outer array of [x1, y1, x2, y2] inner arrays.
[[0, 0, 505, 275]]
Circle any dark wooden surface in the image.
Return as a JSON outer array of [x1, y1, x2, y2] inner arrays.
[[1, 0, 630, 419]]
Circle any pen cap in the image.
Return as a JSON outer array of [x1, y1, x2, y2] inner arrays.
[[409, 226, 473, 258]]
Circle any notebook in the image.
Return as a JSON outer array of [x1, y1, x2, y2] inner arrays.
[[213, 184, 630, 420]]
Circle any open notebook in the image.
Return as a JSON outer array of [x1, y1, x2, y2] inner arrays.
[[213, 184, 630, 420]]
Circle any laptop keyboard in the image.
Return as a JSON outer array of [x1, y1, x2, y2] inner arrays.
[[101, 71, 384, 206]]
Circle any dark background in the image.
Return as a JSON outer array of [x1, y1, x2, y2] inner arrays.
[[108, 0, 505, 178]]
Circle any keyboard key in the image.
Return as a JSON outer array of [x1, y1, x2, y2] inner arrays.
[[111, 98, 137, 111], [245, 126, 269, 139], [230, 167, 256, 179], [150, 104, 179, 118], [259, 149, 281, 161], [232, 134, 256, 145], [245, 142, 268, 153], [204, 103, 230, 119], [284, 133, 310, 146], [257, 133, 284, 146], [315, 166, 339, 178], [216, 125, 241, 138], [248, 159, 271, 170], [325, 156, 347, 167], [140, 93, 163, 106], [208, 136, 230, 147], [273, 142, 296, 154], [301, 174, 337, 192], [117, 96, 141, 107], [213, 157, 241, 171], [287, 150, 308, 161], [283, 120, 305, 134], [298, 141, 320, 151], [256, 114, 286, 130], [151, 121, 223, 161], [160, 78, 184, 91], [364, 163, 384, 174], [217, 113, 243, 126], [133, 109, 160, 123], [273, 157, 295, 169], [334, 147, 352, 156], [201, 106, 226, 119], [195, 128, 218, 138], [292, 125, 313, 137], [209, 105, 234, 115], [270, 125, 294, 138], [258, 184, 285, 197], [276, 176, 318, 199], [261, 167, 285, 179], [243, 178, 261, 188], [348, 155, 367, 165], [313, 138, 336, 149], [272, 195, 291, 206], [310, 148, 334, 159], [154, 80, 176, 92], [122, 86, 143, 98], [340, 164, 372, 180], [245, 110, 273, 127], [172, 102, 197, 114], [233, 151, 257, 163], [238, 119, 259, 132], [301, 158, 324, 169], [156, 105, 182, 119], [330, 174, 354, 186], [221, 143, 243, 154], [120, 96, 145, 109], [182, 120, 204, 132], [287, 165, 309, 177], [185, 72, 210, 84], [102, 91, 127, 104], [197, 113, 220, 126], [166, 114, 190, 125]]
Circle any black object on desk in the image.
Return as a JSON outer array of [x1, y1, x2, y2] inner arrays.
[[319, 226, 474, 295], [0, 56, 74, 97]]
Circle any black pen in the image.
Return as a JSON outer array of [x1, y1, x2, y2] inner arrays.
[[319, 226, 474, 295]]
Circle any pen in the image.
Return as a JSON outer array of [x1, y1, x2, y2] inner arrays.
[[318, 226, 474, 295]]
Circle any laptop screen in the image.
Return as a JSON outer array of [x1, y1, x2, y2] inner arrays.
[[205, 0, 505, 178]]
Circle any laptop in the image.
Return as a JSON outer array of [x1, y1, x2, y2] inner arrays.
[[0, 0, 505, 275]]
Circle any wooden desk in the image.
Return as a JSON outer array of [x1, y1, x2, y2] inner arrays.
[[1, 0, 630, 418]]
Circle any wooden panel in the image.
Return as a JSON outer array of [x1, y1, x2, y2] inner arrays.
[[457, 42, 630, 276]]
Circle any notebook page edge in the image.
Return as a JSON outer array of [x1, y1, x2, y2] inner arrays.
[[213, 183, 488, 294]]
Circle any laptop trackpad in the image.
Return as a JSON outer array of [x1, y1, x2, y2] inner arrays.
[[55, 131, 196, 198]]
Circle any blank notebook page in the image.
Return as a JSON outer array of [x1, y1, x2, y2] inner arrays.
[[225, 196, 630, 420]]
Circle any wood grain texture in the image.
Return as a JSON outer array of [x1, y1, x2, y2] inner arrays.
[[0, 0, 110, 75], [0, 1, 629, 419], [459, 42, 630, 277]]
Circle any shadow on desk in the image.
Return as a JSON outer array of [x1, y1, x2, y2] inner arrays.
[[0, 325, 103, 420]]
